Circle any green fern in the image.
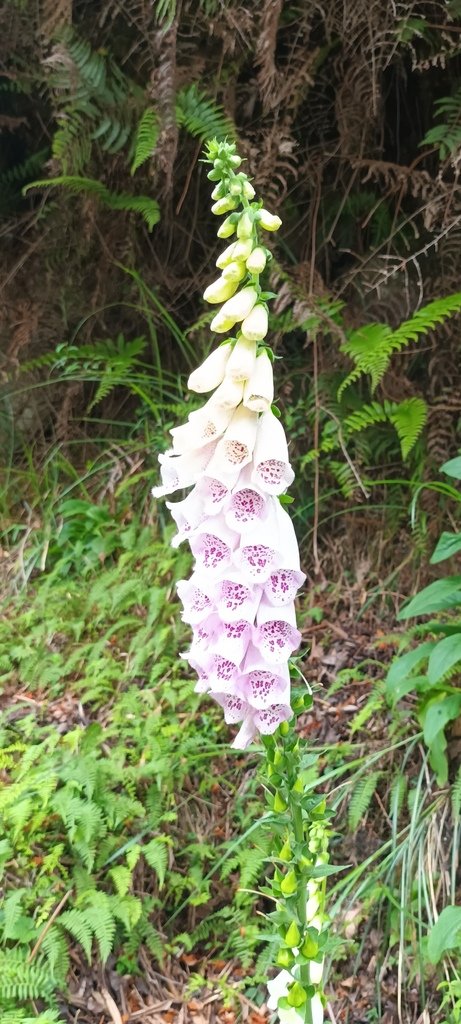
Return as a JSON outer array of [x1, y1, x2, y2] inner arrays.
[[342, 397, 427, 459], [1, 1012, 63, 1024], [176, 84, 236, 142], [23, 176, 160, 230], [422, 86, 461, 157], [131, 107, 159, 174], [0, 949, 55, 1001], [0, 149, 49, 188], [58, 907, 94, 961], [347, 771, 382, 830], [339, 292, 461, 396]]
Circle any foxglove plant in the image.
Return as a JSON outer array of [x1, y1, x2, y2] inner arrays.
[[153, 139, 330, 1024]]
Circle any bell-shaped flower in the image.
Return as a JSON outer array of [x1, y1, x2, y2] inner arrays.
[[214, 572, 262, 623], [170, 400, 233, 454], [252, 410, 295, 494], [246, 246, 267, 274], [195, 472, 239, 516], [214, 692, 251, 725], [236, 661, 290, 709], [231, 702, 292, 749], [216, 238, 253, 269], [252, 599, 302, 664], [264, 567, 306, 607], [187, 650, 239, 692], [203, 276, 239, 305], [166, 488, 207, 547], [207, 405, 258, 474], [257, 209, 282, 232], [226, 336, 257, 383], [211, 286, 258, 333], [189, 517, 239, 575], [241, 304, 268, 342], [243, 349, 274, 412], [177, 573, 214, 624], [233, 496, 295, 582], [188, 343, 231, 394], [209, 375, 244, 410], [224, 466, 268, 533], [206, 616, 253, 664], [152, 442, 216, 498], [222, 261, 247, 284]]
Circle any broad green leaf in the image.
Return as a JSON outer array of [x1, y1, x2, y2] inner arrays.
[[427, 905, 461, 962], [386, 642, 435, 703], [420, 694, 461, 783], [397, 577, 461, 619], [428, 633, 461, 683], [430, 531, 461, 564], [442, 456, 461, 480]]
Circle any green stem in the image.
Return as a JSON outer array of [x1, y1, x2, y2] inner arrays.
[[291, 784, 314, 1024]]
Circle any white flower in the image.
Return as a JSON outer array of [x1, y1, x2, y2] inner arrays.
[[243, 350, 274, 412], [209, 375, 244, 410], [258, 208, 282, 231], [216, 239, 253, 269], [217, 215, 238, 239], [252, 410, 295, 494], [188, 344, 231, 394], [152, 442, 216, 498], [226, 336, 257, 382], [203, 276, 239, 304], [170, 400, 233, 454], [246, 246, 267, 274], [242, 180, 256, 200], [210, 286, 258, 333], [241, 303, 268, 342], [207, 404, 259, 473]]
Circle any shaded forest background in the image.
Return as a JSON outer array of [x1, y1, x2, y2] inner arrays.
[[3, 3, 461, 1024]]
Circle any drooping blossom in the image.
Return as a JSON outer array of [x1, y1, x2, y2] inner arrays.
[[153, 142, 305, 748]]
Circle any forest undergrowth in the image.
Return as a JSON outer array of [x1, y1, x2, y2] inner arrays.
[[3, 0, 461, 1021]]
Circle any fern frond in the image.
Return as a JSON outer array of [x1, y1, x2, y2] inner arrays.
[[131, 107, 159, 174], [176, 85, 236, 142], [0, 148, 49, 187], [422, 86, 461, 157], [23, 176, 160, 230], [0, 949, 54, 1000], [387, 397, 427, 458], [41, 924, 70, 984], [348, 771, 381, 830], [59, 907, 93, 961]]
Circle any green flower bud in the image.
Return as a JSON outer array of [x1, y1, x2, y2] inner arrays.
[[273, 792, 288, 813], [278, 838, 292, 861], [229, 154, 242, 168], [246, 246, 267, 274], [292, 776, 304, 795], [279, 720, 290, 737], [285, 921, 301, 947], [237, 210, 254, 239], [300, 935, 319, 959], [280, 869, 297, 896], [287, 982, 307, 1008], [276, 947, 294, 968], [211, 196, 238, 216], [207, 168, 221, 181], [211, 183, 226, 200], [229, 180, 243, 196], [273, 749, 284, 766]]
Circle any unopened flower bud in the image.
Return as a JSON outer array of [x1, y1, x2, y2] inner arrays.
[[222, 261, 247, 283], [187, 344, 231, 393], [243, 349, 274, 413], [203, 277, 239, 305], [217, 214, 238, 239], [211, 195, 238, 216], [229, 154, 242, 168], [285, 921, 301, 947], [241, 303, 268, 342], [300, 934, 319, 959], [226, 335, 257, 382], [211, 183, 225, 200], [287, 982, 307, 1008], [276, 947, 294, 968], [213, 285, 258, 330], [278, 838, 292, 861], [246, 246, 267, 274], [242, 180, 256, 200], [216, 239, 254, 269], [273, 792, 288, 812], [229, 180, 243, 196], [258, 208, 282, 231], [280, 869, 297, 896], [237, 210, 254, 239]]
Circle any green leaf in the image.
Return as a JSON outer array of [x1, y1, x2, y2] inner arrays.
[[397, 577, 461, 619], [427, 906, 461, 963], [427, 633, 461, 684], [143, 837, 168, 888], [430, 531, 461, 564], [386, 641, 436, 703], [442, 456, 461, 480], [420, 694, 461, 784]]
